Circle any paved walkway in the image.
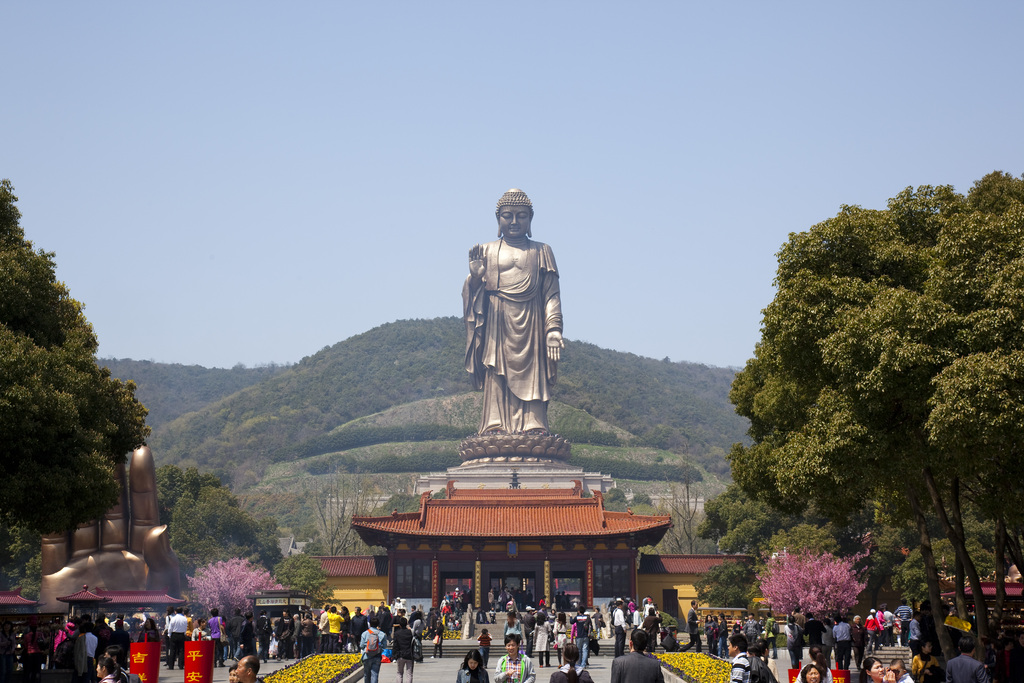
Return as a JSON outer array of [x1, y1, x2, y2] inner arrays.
[[142, 652, 618, 683]]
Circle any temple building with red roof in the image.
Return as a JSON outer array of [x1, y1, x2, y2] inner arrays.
[[348, 481, 672, 609]]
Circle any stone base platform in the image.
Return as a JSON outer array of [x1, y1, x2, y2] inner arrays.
[[415, 458, 615, 494]]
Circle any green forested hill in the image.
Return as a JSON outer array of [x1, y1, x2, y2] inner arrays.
[[135, 317, 746, 486], [101, 358, 290, 429]]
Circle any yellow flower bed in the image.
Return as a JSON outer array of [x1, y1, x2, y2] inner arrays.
[[263, 654, 362, 683], [656, 652, 730, 683], [443, 629, 461, 640]]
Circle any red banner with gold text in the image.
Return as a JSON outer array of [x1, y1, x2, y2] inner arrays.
[[130, 641, 161, 683], [184, 640, 215, 683]]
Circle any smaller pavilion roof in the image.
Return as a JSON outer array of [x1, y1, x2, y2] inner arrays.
[[0, 588, 38, 606], [93, 589, 185, 605], [56, 587, 111, 603]]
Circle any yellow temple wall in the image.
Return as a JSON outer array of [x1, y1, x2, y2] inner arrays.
[[325, 575, 388, 610]]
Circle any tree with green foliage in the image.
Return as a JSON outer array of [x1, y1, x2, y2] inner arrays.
[[729, 172, 1024, 656], [156, 465, 280, 575], [699, 483, 798, 557], [768, 523, 838, 556], [156, 465, 224, 525], [694, 559, 757, 609], [274, 554, 332, 605], [893, 537, 995, 608], [603, 488, 628, 512], [0, 524, 41, 599], [0, 179, 149, 534]]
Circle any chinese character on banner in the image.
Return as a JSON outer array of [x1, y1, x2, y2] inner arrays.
[[184, 641, 214, 683], [130, 642, 160, 683]]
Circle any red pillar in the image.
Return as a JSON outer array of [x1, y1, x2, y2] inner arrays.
[[387, 549, 396, 603], [585, 558, 594, 607], [431, 559, 440, 607]]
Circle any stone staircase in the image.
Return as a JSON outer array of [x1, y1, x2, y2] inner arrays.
[[413, 637, 614, 661], [868, 644, 914, 666]]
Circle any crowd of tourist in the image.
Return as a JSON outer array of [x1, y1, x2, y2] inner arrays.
[[0, 613, 140, 683], [715, 601, 1024, 683], [6, 594, 1024, 683]]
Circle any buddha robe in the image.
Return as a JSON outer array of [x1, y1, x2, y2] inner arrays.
[[463, 237, 562, 434]]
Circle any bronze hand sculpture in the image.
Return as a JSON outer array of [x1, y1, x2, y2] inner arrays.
[[39, 446, 181, 606], [463, 189, 564, 435]]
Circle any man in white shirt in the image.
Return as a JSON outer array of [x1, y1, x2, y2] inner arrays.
[[166, 607, 188, 669], [612, 598, 628, 658], [84, 624, 99, 672]]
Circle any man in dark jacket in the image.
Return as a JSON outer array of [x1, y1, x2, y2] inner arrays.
[[804, 614, 825, 649], [350, 607, 369, 649], [240, 613, 257, 657], [523, 606, 537, 657], [378, 605, 394, 636], [681, 600, 702, 653], [256, 610, 272, 663], [108, 620, 132, 669], [946, 637, 987, 683], [573, 606, 592, 667], [392, 617, 414, 683], [275, 613, 294, 661], [611, 629, 665, 683], [850, 615, 867, 670], [228, 609, 245, 660]]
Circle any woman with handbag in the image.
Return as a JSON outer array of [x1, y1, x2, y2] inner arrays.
[[533, 612, 551, 668], [553, 613, 568, 667], [208, 609, 226, 667], [430, 625, 444, 659]]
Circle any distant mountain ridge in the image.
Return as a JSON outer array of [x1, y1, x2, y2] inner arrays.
[[100, 358, 290, 430], [104, 317, 748, 488]]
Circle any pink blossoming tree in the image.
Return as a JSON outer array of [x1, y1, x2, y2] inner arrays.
[[188, 558, 283, 613], [757, 550, 866, 615]]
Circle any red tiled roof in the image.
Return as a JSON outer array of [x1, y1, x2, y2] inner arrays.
[[638, 554, 751, 575], [93, 590, 185, 605], [942, 582, 1023, 599], [316, 556, 389, 578], [351, 490, 671, 542], [0, 589, 37, 606], [56, 588, 110, 603]]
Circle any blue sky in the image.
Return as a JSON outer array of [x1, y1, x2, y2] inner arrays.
[[4, 2, 1022, 369]]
